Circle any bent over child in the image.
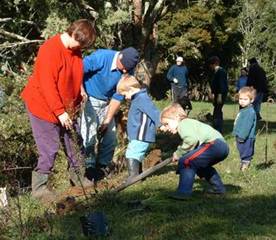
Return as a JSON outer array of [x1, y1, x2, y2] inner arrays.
[[233, 87, 257, 171], [117, 75, 160, 182], [160, 103, 229, 200]]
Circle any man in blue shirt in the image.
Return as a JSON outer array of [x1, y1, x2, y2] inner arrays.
[[166, 56, 189, 102], [80, 47, 139, 181]]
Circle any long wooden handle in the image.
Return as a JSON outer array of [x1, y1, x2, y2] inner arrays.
[[113, 158, 172, 193]]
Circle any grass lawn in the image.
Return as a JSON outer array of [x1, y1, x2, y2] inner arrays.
[[1, 100, 276, 240]]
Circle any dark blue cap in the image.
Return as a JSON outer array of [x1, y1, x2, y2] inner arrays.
[[120, 47, 139, 71]]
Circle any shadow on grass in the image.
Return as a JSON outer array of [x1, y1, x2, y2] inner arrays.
[[255, 160, 275, 170], [11, 182, 276, 240], [68, 188, 276, 240]]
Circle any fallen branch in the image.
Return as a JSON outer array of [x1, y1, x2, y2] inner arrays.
[[0, 39, 43, 50], [0, 29, 28, 41], [1, 166, 32, 172], [80, 0, 99, 20], [0, 18, 13, 23]]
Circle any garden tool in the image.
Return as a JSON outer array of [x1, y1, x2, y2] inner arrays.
[[113, 157, 172, 192]]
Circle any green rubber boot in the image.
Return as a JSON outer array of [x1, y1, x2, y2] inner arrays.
[[31, 171, 56, 203]]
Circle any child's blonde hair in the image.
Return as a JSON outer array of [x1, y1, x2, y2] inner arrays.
[[117, 74, 142, 94], [161, 103, 187, 121], [238, 86, 256, 100]]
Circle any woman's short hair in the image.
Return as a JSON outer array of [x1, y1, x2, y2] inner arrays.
[[66, 19, 96, 48], [161, 103, 187, 121]]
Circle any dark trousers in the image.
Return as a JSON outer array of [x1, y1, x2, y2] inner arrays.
[[178, 139, 229, 179], [252, 92, 264, 119], [28, 110, 82, 174], [176, 139, 228, 194], [213, 94, 226, 133], [236, 137, 255, 163], [171, 85, 187, 102]]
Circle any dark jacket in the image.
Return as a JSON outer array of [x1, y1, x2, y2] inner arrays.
[[167, 64, 189, 88], [247, 63, 268, 93], [210, 67, 228, 95]]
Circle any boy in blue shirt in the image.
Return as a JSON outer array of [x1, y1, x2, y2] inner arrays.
[[233, 87, 257, 171], [117, 75, 160, 181]]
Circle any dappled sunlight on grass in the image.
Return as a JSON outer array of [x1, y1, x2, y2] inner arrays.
[[2, 101, 276, 239]]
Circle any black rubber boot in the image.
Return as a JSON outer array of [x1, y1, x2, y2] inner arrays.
[[69, 167, 94, 187], [126, 158, 140, 182], [139, 162, 143, 174]]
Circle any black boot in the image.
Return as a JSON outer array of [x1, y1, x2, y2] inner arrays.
[[139, 162, 143, 174], [126, 158, 140, 182], [69, 167, 94, 187]]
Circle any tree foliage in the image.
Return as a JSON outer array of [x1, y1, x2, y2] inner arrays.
[[238, 0, 276, 90], [0, 0, 275, 185], [157, 0, 242, 89]]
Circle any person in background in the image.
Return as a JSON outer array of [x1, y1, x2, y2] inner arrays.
[[247, 57, 268, 120], [208, 56, 228, 133], [233, 87, 257, 171], [80, 47, 139, 181], [236, 67, 248, 92], [160, 103, 229, 200], [117, 75, 160, 182], [166, 56, 189, 103], [21, 19, 96, 202]]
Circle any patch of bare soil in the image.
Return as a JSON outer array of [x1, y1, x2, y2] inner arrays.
[[144, 149, 162, 169]]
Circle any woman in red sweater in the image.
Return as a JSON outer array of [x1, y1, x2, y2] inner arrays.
[[21, 19, 96, 202]]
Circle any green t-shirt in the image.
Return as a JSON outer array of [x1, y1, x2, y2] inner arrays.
[[175, 118, 224, 157]]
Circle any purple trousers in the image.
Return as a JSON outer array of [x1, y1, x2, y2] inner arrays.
[[28, 110, 82, 174]]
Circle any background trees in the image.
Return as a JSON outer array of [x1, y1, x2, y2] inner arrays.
[[0, 0, 275, 184], [238, 0, 276, 90]]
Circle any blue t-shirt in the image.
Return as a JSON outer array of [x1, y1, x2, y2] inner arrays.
[[83, 49, 124, 101]]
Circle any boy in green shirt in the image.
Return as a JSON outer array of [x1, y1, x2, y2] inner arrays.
[[160, 103, 229, 200]]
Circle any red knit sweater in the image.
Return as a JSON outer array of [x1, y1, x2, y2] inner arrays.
[[21, 34, 83, 123]]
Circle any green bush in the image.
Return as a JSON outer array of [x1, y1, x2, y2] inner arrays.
[[0, 71, 36, 186]]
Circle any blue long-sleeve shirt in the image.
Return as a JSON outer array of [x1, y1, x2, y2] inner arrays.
[[166, 64, 189, 87], [236, 76, 248, 91], [127, 89, 160, 142], [83, 49, 124, 102], [233, 105, 256, 140]]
